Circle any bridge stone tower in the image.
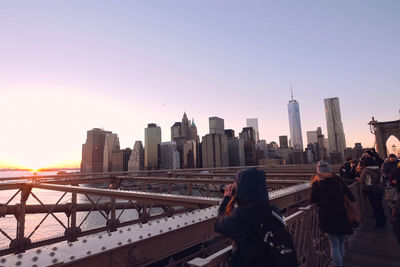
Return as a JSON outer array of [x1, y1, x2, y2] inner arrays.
[[369, 117, 400, 158]]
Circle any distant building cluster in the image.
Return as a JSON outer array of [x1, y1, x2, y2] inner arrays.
[[81, 96, 369, 172]]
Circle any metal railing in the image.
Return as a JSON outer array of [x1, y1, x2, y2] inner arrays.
[[0, 180, 220, 256], [188, 182, 368, 267], [0, 183, 315, 267]]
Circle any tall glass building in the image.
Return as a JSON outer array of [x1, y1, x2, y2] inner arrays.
[[324, 97, 346, 160], [288, 97, 303, 150], [246, 118, 259, 142]]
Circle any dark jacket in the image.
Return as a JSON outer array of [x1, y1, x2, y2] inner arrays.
[[340, 161, 351, 179], [382, 160, 398, 178], [214, 168, 271, 267], [390, 167, 400, 192], [310, 174, 355, 235], [360, 166, 383, 192]]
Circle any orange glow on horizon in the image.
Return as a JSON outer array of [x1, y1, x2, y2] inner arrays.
[[0, 160, 80, 170]]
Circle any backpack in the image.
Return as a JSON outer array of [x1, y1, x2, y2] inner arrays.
[[256, 211, 299, 267]]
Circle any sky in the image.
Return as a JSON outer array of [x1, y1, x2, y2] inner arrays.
[[0, 0, 399, 169]]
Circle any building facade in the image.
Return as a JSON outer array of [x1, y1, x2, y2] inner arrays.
[[201, 134, 229, 168], [239, 127, 257, 166], [279, 135, 289, 148], [171, 113, 200, 168], [128, 141, 145, 171], [288, 97, 303, 150], [246, 118, 260, 142], [209, 117, 225, 135], [145, 123, 161, 170], [160, 141, 180, 170], [306, 131, 318, 145], [324, 97, 346, 161], [227, 138, 245, 166], [81, 128, 111, 173], [103, 133, 120, 172]]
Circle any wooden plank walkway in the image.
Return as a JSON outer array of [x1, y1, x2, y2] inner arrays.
[[344, 218, 400, 267]]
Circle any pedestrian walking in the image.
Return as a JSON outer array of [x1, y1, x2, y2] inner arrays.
[[310, 161, 356, 267], [360, 157, 386, 228]]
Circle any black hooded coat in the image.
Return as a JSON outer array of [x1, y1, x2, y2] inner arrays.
[[214, 168, 271, 267], [310, 174, 355, 235]]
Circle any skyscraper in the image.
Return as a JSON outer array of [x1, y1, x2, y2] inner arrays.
[[81, 128, 111, 173], [287, 91, 303, 150], [189, 119, 199, 142], [111, 148, 131, 172], [306, 131, 318, 145], [239, 127, 257, 166], [103, 133, 120, 172], [171, 122, 182, 141], [324, 97, 346, 161], [144, 123, 161, 170], [202, 116, 229, 168], [227, 138, 245, 166], [201, 134, 229, 168], [183, 140, 200, 168], [159, 141, 180, 170], [279, 135, 289, 148], [181, 112, 190, 139], [171, 112, 200, 168], [128, 141, 144, 171], [246, 118, 259, 141], [209, 117, 225, 135]]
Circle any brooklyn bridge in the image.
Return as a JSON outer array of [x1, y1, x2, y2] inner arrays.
[[0, 164, 398, 267]]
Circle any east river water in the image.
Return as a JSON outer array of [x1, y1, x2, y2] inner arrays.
[[0, 170, 141, 250]]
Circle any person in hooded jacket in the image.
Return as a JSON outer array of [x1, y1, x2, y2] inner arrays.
[[310, 161, 355, 267], [360, 157, 386, 228], [214, 168, 271, 267]]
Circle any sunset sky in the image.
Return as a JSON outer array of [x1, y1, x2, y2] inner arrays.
[[1, 1, 399, 170]]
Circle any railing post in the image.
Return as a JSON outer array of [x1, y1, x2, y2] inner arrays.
[[106, 198, 119, 231], [167, 183, 172, 194], [140, 203, 149, 223], [10, 184, 32, 252], [65, 185, 81, 241], [187, 182, 193, 196], [107, 179, 120, 231], [71, 191, 77, 230], [142, 181, 147, 192]]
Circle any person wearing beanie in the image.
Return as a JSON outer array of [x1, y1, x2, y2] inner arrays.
[[310, 161, 355, 267]]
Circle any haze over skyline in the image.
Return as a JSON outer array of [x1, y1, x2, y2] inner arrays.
[[1, 1, 399, 170]]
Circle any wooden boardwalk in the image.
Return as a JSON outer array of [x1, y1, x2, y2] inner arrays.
[[344, 218, 400, 267]]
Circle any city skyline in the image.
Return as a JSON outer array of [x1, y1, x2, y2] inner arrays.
[[1, 1, 399, 169]]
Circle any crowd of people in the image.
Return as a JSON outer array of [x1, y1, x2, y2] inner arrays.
[[339, 150, 400, 241], [214, 149, 400, 267]]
